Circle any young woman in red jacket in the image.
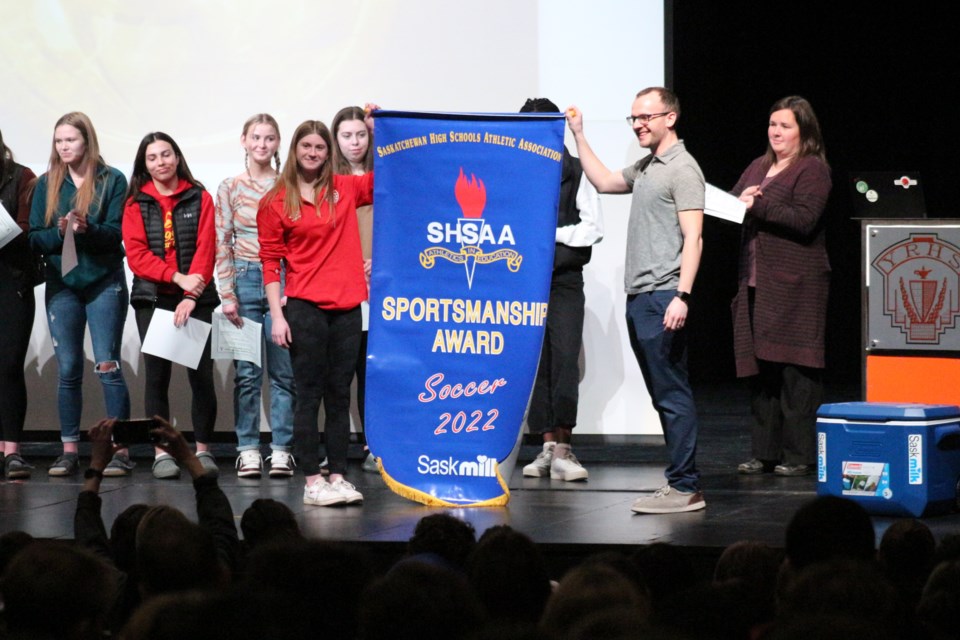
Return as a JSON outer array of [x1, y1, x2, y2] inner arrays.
[[257, 116, 373, 507], [122, 132, 220, 480]]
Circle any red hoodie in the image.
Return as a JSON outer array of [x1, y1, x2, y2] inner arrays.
[[123, 179, 216, 296]]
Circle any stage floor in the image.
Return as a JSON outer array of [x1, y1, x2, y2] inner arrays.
[[4, 384, 960, 573]]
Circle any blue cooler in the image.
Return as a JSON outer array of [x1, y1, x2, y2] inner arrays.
[[817, 402, 960, 517]]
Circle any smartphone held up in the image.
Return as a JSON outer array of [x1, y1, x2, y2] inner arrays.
[[112, 418, 162, 445]]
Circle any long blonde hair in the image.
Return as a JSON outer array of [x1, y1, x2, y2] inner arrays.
[[44, 112, 105, 225], [267, 120, 335, 222]]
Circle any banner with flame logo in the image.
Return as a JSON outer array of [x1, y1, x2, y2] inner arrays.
[[366, 111, 565, 506]]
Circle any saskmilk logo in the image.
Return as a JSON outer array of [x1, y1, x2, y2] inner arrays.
[[872, 233, 960, 343], [417, 454, 498, 477], [908, 433, 923, 485], [420, 168, 522, 288]]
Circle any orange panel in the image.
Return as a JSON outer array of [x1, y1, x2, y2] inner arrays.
[[866, 354, 960, 406]]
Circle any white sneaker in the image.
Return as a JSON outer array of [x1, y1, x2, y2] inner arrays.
[[362, 452, 380, 474], [550, 445, 588, 481], [522, 442, 555, 477], [267, 450, 295, 478], [330, 478, 364, 504], [236, 450, 263, 478], [303, 478, 346, 506]]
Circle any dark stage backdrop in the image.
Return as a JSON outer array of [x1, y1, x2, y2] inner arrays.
[[669, 1, 956, 387]]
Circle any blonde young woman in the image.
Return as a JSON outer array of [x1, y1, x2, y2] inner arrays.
[[28, 112, 131, 477], [331, 105, 378, 474], [257, 115, 374, 506], [215, 114, 296, 478]]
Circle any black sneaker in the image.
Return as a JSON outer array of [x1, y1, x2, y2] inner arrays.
[[103, 452, 136, 477], [48, 453, 80, 477], [5, 453, 33, 479], [774, 463, 813, 477], [737, 458, 777, 475]]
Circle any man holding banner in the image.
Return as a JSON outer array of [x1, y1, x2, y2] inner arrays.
[[567, 87, 706, 514]]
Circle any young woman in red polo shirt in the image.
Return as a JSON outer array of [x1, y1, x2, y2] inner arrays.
[[257, 115, 374, 506]]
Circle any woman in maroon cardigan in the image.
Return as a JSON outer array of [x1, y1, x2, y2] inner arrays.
[[731, 96, 831, 477]]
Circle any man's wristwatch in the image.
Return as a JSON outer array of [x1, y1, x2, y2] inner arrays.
[[675, 290, 691, 303]]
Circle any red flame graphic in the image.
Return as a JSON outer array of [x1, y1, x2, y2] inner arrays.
[[455, 167, 486, 218]]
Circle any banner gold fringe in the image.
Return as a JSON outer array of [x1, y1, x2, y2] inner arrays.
[[377, 457, 511, 507]]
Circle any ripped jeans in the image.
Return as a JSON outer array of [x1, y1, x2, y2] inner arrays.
[[45, 268, 130, 442]]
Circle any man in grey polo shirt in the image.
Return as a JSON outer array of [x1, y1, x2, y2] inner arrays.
[[566, 87, 705, 514]]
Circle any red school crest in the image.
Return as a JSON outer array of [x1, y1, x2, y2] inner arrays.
[[871, 233, 960, 343]]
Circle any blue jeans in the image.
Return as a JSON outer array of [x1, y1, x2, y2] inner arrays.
[[45, 268, 130, 442], [233, 260, 295, 451], [625, 290, 700, 492]]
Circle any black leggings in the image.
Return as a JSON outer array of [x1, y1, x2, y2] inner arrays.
[[0, 273, 34, 442], [528, 272, 585, 434], [355, 330, 368, 427], [134, 296, 217, 444], [285, 298, 361, 476]]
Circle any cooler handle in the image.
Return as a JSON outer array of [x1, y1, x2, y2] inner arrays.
[[935, 425, 960, 451]]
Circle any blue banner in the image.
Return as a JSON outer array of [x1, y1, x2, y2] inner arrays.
[[366, 111, 565, 506]]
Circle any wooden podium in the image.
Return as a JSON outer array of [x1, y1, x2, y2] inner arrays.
[[862, 219, 960, 405]]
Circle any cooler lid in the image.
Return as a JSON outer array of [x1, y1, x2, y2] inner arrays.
[[818, 402, 960, 421]]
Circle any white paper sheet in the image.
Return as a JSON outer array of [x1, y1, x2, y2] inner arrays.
[[361, 300, 370, 331], [61, 212, 79, 276], [0, 201, 22, 250], [211, 311, 262, 364], [704, 183, 746, 224], [141, 308, 212, 369]]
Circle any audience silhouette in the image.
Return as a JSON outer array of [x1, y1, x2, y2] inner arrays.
[[2, 428, 959, 640]]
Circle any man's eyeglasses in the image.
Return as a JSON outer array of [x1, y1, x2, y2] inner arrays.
[[625, 112, 670, 125]]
